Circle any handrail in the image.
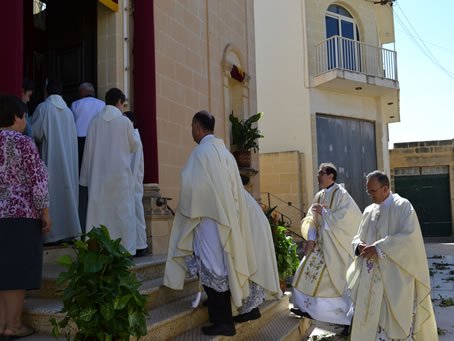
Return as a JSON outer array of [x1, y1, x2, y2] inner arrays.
[[261, 192, 306, 216], [314, 35, 398, 81]]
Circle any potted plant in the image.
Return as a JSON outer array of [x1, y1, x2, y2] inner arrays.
[[229, 112, 264, 168], [263, 206, 300, 293], [50, 226, 148, 341]]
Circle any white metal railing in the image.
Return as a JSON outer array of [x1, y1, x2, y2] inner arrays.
[[314, 35, 398, 81]]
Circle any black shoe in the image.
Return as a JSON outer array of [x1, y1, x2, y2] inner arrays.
[[134, 248, 148, 257], [290, 308, 313, 319], [201, 323, 236, 336], [233, 307, 261, 323]]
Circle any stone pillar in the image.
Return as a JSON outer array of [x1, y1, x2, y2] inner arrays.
[[143, 184, 173, 255]]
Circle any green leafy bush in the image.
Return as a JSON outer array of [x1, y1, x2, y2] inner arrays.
[[229, 112, 264, 152], [50, 226, 148, 341], [263, 205, 299, 280]]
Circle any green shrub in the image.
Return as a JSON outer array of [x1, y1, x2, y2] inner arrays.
[[51, 226, 148, 341]]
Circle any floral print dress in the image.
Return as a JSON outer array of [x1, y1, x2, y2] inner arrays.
[[0, 130, 48, 218]]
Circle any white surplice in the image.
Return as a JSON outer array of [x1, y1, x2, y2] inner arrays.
[[32, 95, 81, 242], [80, 105, 138, 254], [130, 129, 147, 250]]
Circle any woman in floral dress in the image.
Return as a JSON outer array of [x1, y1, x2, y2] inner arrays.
[[0, 94, 50, 339]]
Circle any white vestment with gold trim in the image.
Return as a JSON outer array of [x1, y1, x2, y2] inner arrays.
[[292, 183, 362, 325], [163, 135, 257, 308], [347, 193, 438, 341]]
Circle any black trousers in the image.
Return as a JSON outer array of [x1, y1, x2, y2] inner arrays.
[[203, 285, 233, 325]]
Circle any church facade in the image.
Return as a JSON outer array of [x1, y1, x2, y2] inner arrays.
[[0, 0, 259, 253]]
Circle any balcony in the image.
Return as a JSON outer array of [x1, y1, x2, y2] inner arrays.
[[313, 35, 400, 122]]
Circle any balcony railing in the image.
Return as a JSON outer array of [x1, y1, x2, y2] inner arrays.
[[314, 35, 397, 81]]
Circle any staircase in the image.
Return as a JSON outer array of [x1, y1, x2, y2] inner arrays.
[[20, 246, 313, 340]]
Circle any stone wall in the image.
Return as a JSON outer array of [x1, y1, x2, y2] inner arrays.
[[390, 139, 454, 236], [259, 151, 307, 234], [154, 0, 258, 203]]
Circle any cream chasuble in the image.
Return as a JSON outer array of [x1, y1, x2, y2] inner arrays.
[[164, 136, 257, 308], [292, 183, 362, 325], [347, 193, 438, 341], [239, 190, 282, 313]]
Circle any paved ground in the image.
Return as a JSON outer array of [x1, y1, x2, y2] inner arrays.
[[304, 242, 454, 340]]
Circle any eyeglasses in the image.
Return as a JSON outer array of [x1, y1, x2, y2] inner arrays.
[[317, 170, 327, 176], [366, 185, 384, 195]]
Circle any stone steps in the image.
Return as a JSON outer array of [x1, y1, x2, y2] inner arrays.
[[25, 247, 302, 340], [170, 293, 308, 341]]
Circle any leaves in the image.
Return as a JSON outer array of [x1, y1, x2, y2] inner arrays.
[[229, 112, 264, 152], [57, 255, 73, 267], [50, 226, 148, 340]]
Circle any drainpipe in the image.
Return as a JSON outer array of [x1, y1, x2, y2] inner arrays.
[[123, 0, 129, 100]]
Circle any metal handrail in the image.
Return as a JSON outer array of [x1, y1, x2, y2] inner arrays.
[[314, 35, 398, 81], [261, 192, 306, 216]]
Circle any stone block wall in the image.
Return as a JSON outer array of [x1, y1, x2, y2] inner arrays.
[[390, 139, 454, 236], [259, 151, 307, 234]]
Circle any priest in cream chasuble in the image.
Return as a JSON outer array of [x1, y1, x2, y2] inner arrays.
[[164, 111, 257, 337], [347, 171, 438, 341], [233, 189, 282, 322], [292, 163, 362, 326]]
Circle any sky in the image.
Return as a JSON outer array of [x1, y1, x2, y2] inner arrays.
[[386, 0, 454, 149]]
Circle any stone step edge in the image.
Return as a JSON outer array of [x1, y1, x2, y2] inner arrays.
[[241, 309, 313, 341], [170, 292, 290, 341], [29, 255, 169, 298], [22, 290, 207, 336]]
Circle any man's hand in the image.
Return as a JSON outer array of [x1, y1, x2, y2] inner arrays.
[[359, 245, 378, 260], [311, 203, 324, 215], [41, 208, 51, 234], [304, 240, 316, 256], [357, 242, 367, 254]]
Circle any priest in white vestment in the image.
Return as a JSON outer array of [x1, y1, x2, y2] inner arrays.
[[233, 189, 282, 322], [124, 111, 148, 257], [32, 80, 81, 243], [164, 110, 257, 337], [347, 171, 438, 341], [80, 88, 138, 255], [291, 163, 362, 330]]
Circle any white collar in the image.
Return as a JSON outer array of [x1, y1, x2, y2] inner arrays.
[[323, 183, 338, 193], [380, 191, 394, 207], [200, 134, 214, 144]]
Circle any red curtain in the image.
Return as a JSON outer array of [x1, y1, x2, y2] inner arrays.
[[133, 0, 158, 184], [0, 0, 23, 97]]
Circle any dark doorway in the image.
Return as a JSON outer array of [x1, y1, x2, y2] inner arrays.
[[316, 114, 377, 210], [23, 0, 97, 114], [395, 173, 452, 237]]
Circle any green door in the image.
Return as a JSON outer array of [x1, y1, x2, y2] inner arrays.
[[395, 174, 452, 237]]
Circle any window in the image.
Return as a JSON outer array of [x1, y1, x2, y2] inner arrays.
[[325, 5, 360, 71]]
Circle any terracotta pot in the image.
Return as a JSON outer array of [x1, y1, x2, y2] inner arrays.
[[280, 279, 286, 293], [233, 150, 251, 168]]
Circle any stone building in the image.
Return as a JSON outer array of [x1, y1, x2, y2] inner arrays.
[[390, 140, 454, 238], [0, 0, 259, 254], [254, 0, 400, 227]]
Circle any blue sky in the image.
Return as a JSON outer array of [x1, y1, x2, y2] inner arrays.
[[387, 0, 454, 148]]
